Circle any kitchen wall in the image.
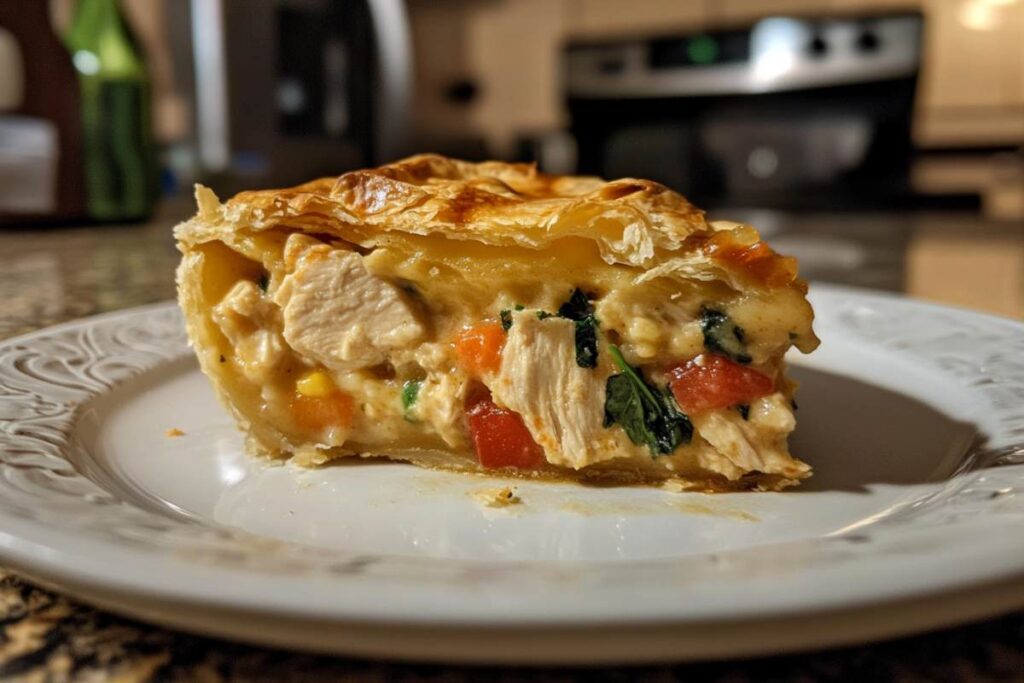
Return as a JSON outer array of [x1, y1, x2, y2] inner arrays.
[[409, 0, 1024, 216], [410, 0, 1024, 151]]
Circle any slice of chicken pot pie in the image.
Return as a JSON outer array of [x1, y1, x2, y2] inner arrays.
[[175, 154, 819, 491]]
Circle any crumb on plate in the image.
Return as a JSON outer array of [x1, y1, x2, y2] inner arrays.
[[166, 428, 185, 437], [472, 486, 521, 508]]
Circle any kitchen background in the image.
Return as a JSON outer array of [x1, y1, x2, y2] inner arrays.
[[1, 0, 1022, 319]]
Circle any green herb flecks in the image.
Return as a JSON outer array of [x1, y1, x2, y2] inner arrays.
[[700, 307, 751, 364], [536, 310, 554, 320], [257, 273, 269, 293], [603, 346, 692, 456], [736, 404, 750, 420], [557, 287, 591, 320], [499, 305, 526, 331], [401, 380, 422, 421], [557, 288, 599, 369], [571, 317, 599, 368]]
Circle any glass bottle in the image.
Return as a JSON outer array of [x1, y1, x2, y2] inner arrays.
[[65, 0, 157, 221]]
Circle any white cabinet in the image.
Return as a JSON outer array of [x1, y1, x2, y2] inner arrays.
[[918, 0, 1023, 111], [915, 0, 1024, 146]]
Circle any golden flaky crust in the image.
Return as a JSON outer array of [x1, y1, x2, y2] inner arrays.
[[176, 154, 713, 268]]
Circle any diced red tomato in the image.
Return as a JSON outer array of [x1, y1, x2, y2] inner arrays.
[[465, 389, 544, 469], [667, 354, 774, 414], [291, 391, 355, 432], [454, 322, 506, 375]]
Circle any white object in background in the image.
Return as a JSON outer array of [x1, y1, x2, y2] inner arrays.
[[0, 116, 58, 213], [367, 0, 412, 161], [189, 0, 230, 172]]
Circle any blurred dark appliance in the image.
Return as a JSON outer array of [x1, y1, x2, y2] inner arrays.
[[565, 14, 923, 210], [167, 0, 410, 192]]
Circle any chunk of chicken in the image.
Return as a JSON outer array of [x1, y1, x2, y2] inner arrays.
[[690, 393, 808, 480], [414, 371, 470, 450], [489, 312, 619, 469], [212, 280, 286, 383], [274, 238, 425, 373]]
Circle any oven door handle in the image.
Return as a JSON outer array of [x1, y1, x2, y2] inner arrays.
[[366, 0, 412, 163], [190, 0, 231, 172]]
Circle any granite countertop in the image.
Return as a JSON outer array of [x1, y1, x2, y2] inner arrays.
[[0, 203, 1022, 681]]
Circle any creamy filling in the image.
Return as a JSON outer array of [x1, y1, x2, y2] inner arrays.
[[206, 232, 814, 480]]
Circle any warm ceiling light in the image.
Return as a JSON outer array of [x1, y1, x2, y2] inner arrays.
[[958, 0, 1002, 30]]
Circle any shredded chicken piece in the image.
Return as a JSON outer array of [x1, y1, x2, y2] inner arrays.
[[490, 312, 619, 469], [690, 393, 808, 480], [212, 280, 286, 383]]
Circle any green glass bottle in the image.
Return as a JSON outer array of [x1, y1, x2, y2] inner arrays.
[[65, 0, 157, 221]]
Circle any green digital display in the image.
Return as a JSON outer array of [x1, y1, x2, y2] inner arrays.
[[687, 35, 719, 65], [648, 30, 749, 70]]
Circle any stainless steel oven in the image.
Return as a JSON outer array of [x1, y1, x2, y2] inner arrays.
[[564, 13, 923, 210]]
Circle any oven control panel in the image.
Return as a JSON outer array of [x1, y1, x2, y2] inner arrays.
[[566, 14, 922, 98]]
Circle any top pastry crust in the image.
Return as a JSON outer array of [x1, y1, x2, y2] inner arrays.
[[176, 154, 818, 490], [184, 154, 745, 276]]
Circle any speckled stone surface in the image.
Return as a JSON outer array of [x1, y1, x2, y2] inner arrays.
[[0, 205, 1022, 681]]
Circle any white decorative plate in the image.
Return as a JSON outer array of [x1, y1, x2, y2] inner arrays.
[[0, 284, 1022, 664]]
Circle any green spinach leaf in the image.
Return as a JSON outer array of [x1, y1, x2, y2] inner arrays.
[[700, 307, 752, 364], [557, 288, 592, 320], [603, 346, 692, 456], [571, 316, 599, 368], [557, 288, 599, 369]]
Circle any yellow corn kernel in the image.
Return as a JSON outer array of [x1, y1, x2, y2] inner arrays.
[[296, 370, 335, 398], [629, 317, 662, 344]]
